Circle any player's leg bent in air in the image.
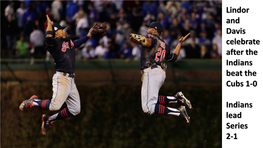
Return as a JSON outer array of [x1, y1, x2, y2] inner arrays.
[[19, 72, 81, 135], [141, 65, 192, 124]]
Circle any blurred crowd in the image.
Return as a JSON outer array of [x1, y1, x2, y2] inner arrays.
[[3, 0, 222, 61]]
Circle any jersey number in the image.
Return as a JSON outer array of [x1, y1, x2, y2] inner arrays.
[[155, 47, 166, 62]]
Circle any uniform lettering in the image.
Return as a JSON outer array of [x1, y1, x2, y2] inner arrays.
[[70, 40, 74, 48], [61, 42, 69, 52]]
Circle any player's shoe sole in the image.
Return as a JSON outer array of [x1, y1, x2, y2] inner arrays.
[[19, 95, 38, 111], [176, 91, 192, 109], [178, 106, 190, 125], [41, 114, 53, 135]]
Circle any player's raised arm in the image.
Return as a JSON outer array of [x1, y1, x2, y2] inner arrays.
[[173, 33, 191, 56], [45, 15, 53, 38]]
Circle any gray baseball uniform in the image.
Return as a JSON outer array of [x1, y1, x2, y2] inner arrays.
[[49, 71, 80, 116]]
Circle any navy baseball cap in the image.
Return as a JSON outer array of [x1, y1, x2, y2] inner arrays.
[[146, 22, 163, 34], [53, 23, 66, 32]]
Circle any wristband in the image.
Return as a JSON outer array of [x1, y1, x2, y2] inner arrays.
[[180, 41, 183, 44], [48, 21, 52, 23], [45, 31, 53, 36]]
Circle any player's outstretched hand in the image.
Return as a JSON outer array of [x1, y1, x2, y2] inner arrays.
[[88, 22, 107, 38], [46, 15, 53, 25], [179, 33, 191, 43]]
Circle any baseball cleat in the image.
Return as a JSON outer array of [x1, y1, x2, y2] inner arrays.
[[19, 95, 38, 111], [41, 114, 53, 135], [178, 106, 190, 125], [176, 91, 192, 109]]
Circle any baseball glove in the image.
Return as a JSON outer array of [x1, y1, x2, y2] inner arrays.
[[130, 33, 149, 46], [89, 22, 107, 37]]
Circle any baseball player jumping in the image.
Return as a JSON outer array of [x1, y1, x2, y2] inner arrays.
[[130, 22, 192, 124], [19, 15, 106, 135]]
